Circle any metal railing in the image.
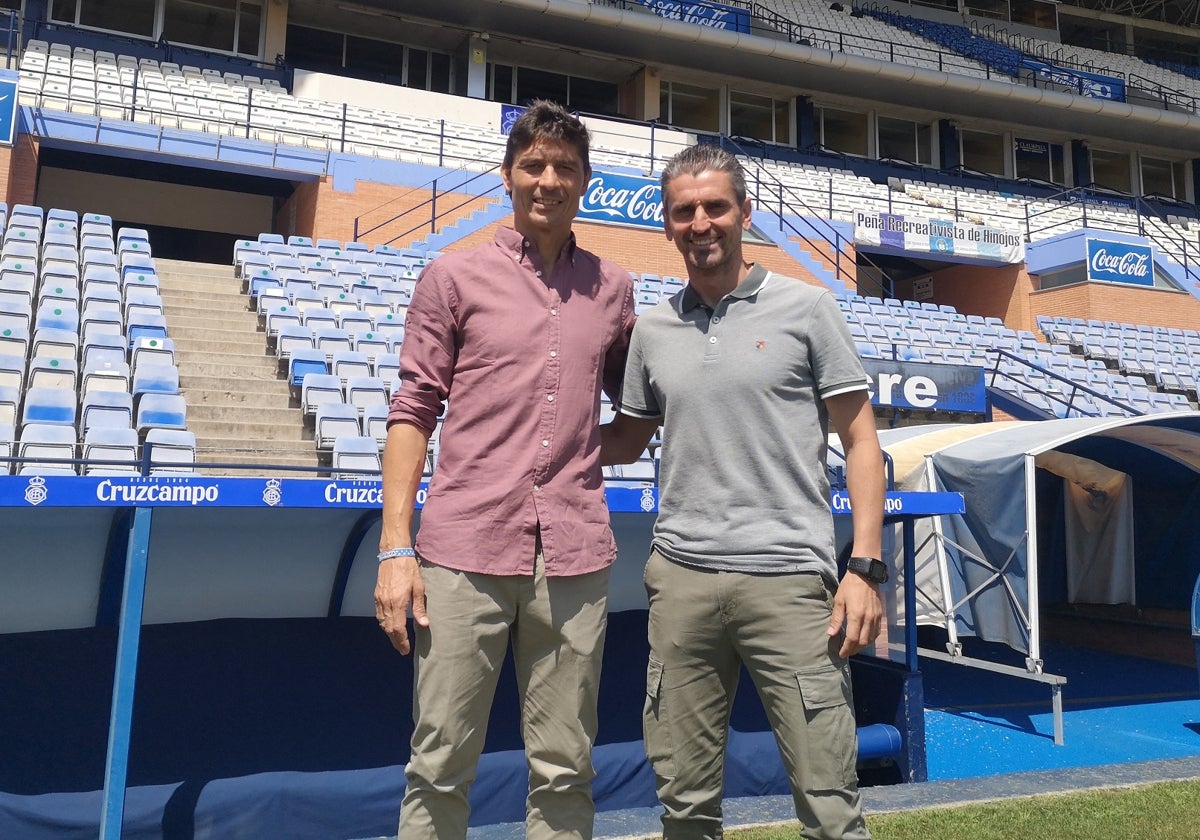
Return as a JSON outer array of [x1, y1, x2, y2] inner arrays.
[[984, 347, 1141, 418]]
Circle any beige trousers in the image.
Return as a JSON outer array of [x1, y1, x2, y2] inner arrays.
[[398, 553, 611, 840]]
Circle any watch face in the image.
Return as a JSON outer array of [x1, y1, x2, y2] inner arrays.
[[849, 557, 887, 583]]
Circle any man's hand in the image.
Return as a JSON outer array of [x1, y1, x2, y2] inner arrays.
[[375, 555, 429, 655], [829, 571, 884, 659]]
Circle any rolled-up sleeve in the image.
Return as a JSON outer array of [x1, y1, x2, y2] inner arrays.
[[388, 263, 458, 434]]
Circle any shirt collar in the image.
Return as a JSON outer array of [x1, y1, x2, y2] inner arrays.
[[496, 226, 578, 266], [678, 264, 769, 313]]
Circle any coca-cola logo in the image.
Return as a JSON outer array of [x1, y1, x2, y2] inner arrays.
[[640, 0, 739, 29], [1090, 247, 1149, 278], [580, 175, 664, 228]]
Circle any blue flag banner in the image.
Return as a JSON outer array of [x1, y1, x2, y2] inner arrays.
[[1085, 238, 1153, 287], [1021, 59, 1125, 102]]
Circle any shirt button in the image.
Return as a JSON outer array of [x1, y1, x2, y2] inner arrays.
[[712, 316, 721, 324], [549, 351, 557, 358], [542, 439, 549, 447], [709, 336, 717, 343], [547, 394, 554, 402], [550, 308, 558, 315], [536, 270, 543, 277]]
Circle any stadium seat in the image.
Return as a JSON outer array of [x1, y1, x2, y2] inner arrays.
[[362, 404, 389, 448], [0, 353, 25, 389], [126, 313, 169, 349], [131, 362, 180, 402], [301, 372, 344, 415], [331, 350, 372, 383], [331, 434, 382, 478], [0, 384, 18, 427], [345, 376, 389, 417], [82, 357, 131, 395], [17, 423, 77, 475], [144, 428, 198, 475], [288, 350, 329, 393], [80, 390, 134, 434], [82, 426, 140, 475], [130, 337, 176, 371], [0, 421, 14, 474], [315, 402, 361, 450], [26, 356, 78, 392], [21, 386, 77, 429], [135, 393, 188, 433]]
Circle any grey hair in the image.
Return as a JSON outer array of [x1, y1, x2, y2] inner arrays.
[[660, 144, 747, 205]]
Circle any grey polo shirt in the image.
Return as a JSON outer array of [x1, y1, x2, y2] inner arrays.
[[619, 265, 869, 578]]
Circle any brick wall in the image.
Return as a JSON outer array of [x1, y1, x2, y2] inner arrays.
[[289, 179, 505, 251], [1, 132, 39, 207], [1030, 282, 1200, 332]]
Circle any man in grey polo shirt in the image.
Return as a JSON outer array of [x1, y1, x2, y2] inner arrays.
[[602, 144, 885, 840]]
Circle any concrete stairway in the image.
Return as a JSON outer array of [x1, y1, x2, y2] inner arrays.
[[154, 258, 321, 476]]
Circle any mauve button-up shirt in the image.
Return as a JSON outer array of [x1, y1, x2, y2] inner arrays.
[[387, 226, 636, 577]]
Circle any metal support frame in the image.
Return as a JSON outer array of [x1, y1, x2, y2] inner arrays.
[[99, 507, 154, 840]]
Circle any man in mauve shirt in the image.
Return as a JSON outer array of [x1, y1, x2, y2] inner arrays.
[[375, 101, 636, 840]]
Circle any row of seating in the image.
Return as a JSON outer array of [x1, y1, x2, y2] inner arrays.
[[0, 205, 191, 475]]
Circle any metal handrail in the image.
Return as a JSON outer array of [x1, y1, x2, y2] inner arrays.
[[984, 347, 1142, 418]]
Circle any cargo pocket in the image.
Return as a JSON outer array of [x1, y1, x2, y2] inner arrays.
[[794, 664, 857, 791], [643, 656, 676, 776]]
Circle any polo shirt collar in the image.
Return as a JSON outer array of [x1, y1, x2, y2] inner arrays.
[[678, 263, 769, 313]]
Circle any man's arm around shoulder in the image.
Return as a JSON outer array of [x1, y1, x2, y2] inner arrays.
[[600, 412, 661, 466]]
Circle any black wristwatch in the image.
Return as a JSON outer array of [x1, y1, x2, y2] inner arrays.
[[847, 556, 889, 584]]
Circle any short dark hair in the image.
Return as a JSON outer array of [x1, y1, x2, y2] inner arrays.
[[503, 100, 592, 174], [660, 144, 747, 206]]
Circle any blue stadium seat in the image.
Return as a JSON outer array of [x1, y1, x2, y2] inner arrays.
[[21, 386, 77, 429], [126, 313, 169, 349], [135, 393, 188, 433], [131, 362, 181, 401], [288, 350, 329, 393]]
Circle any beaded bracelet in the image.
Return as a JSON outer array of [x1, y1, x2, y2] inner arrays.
[[378, 547, 416, 563]]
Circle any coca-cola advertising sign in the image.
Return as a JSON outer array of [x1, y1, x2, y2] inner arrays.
[[635, 0, 752, 32], [1085, 238, 1154, 287], [578, 172, 664, 230]]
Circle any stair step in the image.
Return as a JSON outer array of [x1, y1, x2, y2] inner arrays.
[[185, 417, 315, 443], [184, 387, 294, 410]]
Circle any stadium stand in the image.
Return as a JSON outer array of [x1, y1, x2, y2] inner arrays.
[[4, 0, 1200, 836]]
